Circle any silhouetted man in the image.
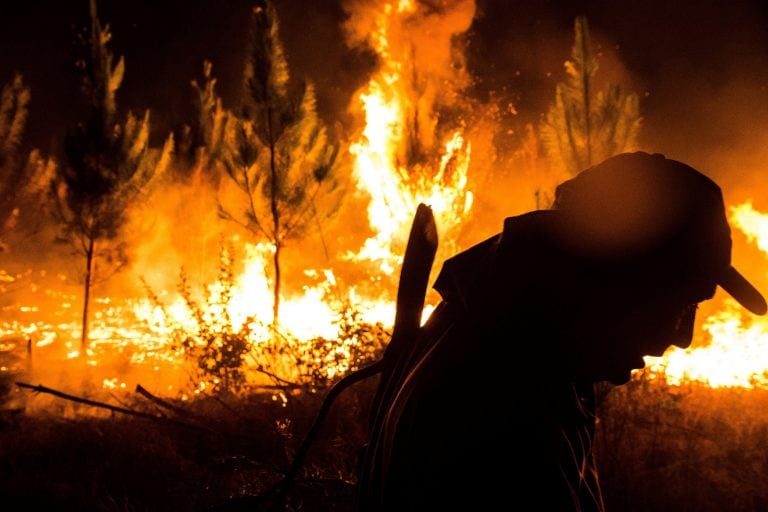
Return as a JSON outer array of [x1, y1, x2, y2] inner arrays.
[[358, 152, 767, 511]]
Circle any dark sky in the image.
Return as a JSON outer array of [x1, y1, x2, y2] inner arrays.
[[3, 0, 768, 196], [0, 0, 366, 152]]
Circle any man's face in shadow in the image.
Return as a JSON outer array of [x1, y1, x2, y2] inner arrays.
[[573, 280, 716, 385]]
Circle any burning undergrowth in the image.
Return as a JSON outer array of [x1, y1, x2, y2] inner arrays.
[[0, 0, 766, 422], [0, 3, 767, 510]]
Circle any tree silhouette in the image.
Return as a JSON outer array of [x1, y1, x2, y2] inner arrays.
[[218, 0, 341, 326], [52, 0, 173, 349], [540, 16, 642, 176], [184, 59, 233, 182], [0, 74, 30, 178], [0, 74, 54, 249], [0, 74, 32, 247]]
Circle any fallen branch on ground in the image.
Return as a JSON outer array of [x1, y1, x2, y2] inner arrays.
[[16, 381, 215, 434]]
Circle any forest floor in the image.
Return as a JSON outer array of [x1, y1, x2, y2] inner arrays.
[[2, 369, 768, 511]]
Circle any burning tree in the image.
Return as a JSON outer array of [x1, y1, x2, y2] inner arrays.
[[345, 0, 475, 277], [218, 1, 341, 326], [51, 0, 173, 349], [540, 16, 642, 176]]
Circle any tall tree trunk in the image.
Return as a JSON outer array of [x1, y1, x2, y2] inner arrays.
[[267, 106, 281, 326], [273, 240, 281, 326], [81, 236, 95, 350]]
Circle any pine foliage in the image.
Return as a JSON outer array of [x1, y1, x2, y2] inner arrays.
[[0, 74, 32, 237], [55, 0, 173, 243], [0, 74, 30, 167], [540, 16, 641, 175], [190, 60, 232, 174], [224, 82, 339, 243], [0, 74, 56, 248], [242, 1, 290, 141]]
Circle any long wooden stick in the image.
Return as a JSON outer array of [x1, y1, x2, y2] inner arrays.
[[15, 381, 213, 433]]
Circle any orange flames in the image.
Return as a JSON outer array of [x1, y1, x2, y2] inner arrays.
[[1, 1, 767, 401], [347, 0, 474, 274], [644, 202, 768, 388], [0, 0, 477, 399]]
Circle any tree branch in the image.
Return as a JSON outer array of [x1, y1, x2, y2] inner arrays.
[[16, 381, 214, 433]]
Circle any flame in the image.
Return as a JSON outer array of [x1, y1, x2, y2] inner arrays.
[[13, 1, 765, 401], [0, 241, 395, 396], [645, 202, 768, 388], [347, 0, 474, 274], [0, 0, 481, 403], [731, 201, 768, 254]]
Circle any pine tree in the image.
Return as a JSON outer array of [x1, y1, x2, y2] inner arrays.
[[218, 0, 340, 326], [52, 0, 173, 349], [0, 74, 56, 249], [540, 16, 642, 176], [0, 74, 32, 245], [187, 60, 233, 180], [0, 74, 29, 170]]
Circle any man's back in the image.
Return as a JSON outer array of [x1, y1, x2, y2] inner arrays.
[[359, 212, 604, 510]]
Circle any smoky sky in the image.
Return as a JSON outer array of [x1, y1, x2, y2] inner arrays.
[[3, 0, 768, 192]]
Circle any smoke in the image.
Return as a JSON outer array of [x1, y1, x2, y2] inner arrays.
[[342, 0, 475, 83], [120, 174, 227, 297], [342, 0, 477, 150]]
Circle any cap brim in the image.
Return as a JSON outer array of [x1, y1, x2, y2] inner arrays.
[[718, 265, 767, 315]]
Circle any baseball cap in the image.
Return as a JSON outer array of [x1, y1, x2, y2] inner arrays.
[[551, 152, 767, 315]]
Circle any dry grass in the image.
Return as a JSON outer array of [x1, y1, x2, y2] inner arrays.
[[0, 373, 374, 512], [2, 370, 768, 511], [597, 373, 768, 511]]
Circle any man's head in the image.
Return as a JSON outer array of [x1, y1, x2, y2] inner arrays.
[[550, 152, 766, 383]]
